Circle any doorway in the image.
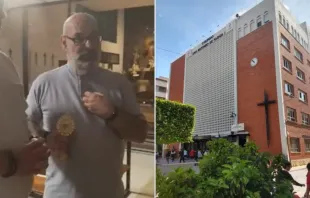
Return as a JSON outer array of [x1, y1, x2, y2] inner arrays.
[[239, 135, 247, 147]]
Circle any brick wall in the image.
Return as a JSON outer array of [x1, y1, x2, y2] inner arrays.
[[237, 22, 283, 155], [279, 23, 310, 162], [168, 55, 185, 103]]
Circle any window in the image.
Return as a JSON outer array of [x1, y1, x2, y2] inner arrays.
[[290, 137, 300, 152], [307, 60, 310, 67], [257, 16, 262, 27], [297, 33, 300, 42], [296, 68, 305, 81], [301, 38, 305, 47], [298, 90, 307, 103], [264, 11, 269, 23], [238, 28, 242, 39], [294, 48, 303, 62], [287, 107, 297, 122], [305, 139, 310, 152], [158, 86, 167, 92], [281, 35, 290, 49], [279, 12, 282, 23], [283, 16, 286, 27], [284, 82, 294, 96], [250, 20, 255, 31], [302, 113, 310, 125], [244, 24, 248, 35], [291, 26, 294, 34], [294, 30, 297, 38], [286, 20, 289, 29], [283, 57, 292, 72]]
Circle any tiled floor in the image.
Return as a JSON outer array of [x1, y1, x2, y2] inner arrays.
[[123, 151, 154, 198]]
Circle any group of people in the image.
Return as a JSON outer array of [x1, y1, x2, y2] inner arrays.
[[0, 2, 147, 198], [163, 147, 208, 163]]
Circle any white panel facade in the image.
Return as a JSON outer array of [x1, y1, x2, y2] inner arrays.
[[184, 28, 235, 137]]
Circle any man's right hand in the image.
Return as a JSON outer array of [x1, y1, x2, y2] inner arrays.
[[14, 138, 49, 175]]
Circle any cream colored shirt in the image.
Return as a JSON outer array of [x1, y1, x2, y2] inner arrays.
[[0, 52, 33, 198]]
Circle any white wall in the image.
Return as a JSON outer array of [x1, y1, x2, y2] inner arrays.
[[235, 0, 275, 39], [155, 78, 168, 99], [0, 2, 125, 86]]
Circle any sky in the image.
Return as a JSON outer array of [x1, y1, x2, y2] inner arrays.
[[155, 0, 310, 78]]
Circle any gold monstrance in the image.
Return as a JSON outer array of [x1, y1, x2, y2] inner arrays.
[[56, 114, 75, 160]]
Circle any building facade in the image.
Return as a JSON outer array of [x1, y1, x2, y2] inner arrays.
[[169, 0, 310, 166], [156, 76, 169, 99]]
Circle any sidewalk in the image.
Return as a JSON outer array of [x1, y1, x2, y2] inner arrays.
[[291, 165, 307, 197], [157, 157, 197, 165]]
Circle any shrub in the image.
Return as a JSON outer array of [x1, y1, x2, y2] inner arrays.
[[156, 98, 195, 144], [157, 139, 292, 198]]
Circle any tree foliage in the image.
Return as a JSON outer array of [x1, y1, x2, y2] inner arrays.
[[156, 98, 195, 144], [157, 139, 292, 198]]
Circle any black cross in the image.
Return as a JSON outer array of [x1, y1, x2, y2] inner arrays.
[[257, 90, 276, 147]]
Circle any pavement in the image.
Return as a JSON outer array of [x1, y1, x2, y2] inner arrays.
[[291, 166, 308, 197]]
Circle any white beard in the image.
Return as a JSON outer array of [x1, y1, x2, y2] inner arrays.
[[69, 59, 94, 76]]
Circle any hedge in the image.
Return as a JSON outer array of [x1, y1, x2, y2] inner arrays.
[[156, 98, 196, 144]]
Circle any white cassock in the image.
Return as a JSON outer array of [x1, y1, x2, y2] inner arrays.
[[0, 52, 33, 198]]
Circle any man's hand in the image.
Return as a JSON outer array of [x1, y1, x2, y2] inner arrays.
[[14, 138, 49, 175], [45, 131, 70, 159], [82, 91, 114, 119]]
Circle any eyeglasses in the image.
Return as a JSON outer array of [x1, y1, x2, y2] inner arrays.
[[64, 35, 102, 45]]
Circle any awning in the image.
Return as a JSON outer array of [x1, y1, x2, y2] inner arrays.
[[193, 131, 250, 139]]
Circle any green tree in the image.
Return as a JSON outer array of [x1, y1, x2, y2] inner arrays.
[[157, 139, 292, 198], [156, 98, 195, 144]]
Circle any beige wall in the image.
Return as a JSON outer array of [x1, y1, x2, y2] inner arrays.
[[0, 3, 125, 87]]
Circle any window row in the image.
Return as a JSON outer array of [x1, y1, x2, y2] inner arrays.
[[279, 11, 309, 51], [282, 56, 307, 82], [290, 137, 310, 153], [284, 82, 308, 103], [281, 35, 306, 63], [287, 107, 310, 125], [238, 11, 269, 39]]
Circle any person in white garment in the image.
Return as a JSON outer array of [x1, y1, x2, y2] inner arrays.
[[0, 1, 50, 197]]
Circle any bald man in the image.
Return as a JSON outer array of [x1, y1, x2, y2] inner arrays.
[[26, 13, 148, 198]]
